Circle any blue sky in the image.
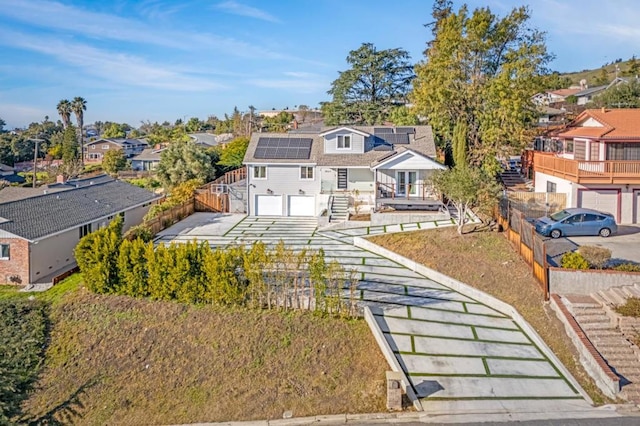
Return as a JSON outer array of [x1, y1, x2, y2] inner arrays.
[[0, 0, 638, 129]]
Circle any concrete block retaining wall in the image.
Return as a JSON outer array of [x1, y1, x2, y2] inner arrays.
[[549, 294, 620, 399], [353, 236, 593, 406], [549, 268, 640, 295], [370, 212, 449, 226]]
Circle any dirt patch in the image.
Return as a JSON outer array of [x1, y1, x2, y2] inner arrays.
[[22, 288, 387, 424], [349, 214, 371, 221], [369, 227, 610, 405]]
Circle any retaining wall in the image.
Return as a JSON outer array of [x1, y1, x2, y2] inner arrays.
[[549, 267, 640, 295]]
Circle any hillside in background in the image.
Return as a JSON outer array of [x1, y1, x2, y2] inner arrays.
[[561, 56, 639, 86]]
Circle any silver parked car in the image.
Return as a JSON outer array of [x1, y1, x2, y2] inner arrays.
[[535, 208, 618, 239]]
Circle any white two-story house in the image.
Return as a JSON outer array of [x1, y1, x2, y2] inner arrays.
[[243, 125, 445, 218]]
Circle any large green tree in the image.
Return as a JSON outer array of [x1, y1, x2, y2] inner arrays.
[[412, 3, 552, 168], [102, 122, 127, 138], [156, 141, 213, 188], [593, 79, 640, 108], [102, 149, 128, 175], [322, 43, 415, 125], [218, 136, 249, 168]]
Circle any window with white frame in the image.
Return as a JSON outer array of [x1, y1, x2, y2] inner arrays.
[[337, 135, 351, 149], [102, 144, 110, 150], [253, 166, 267, 179], [0, 244, 9, 260], [300, 166, 314, 180]]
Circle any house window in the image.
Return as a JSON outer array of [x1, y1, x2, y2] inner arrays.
[[119, 212, 125, 220], [79, 224, 92, 239], [546, 181, 557, 193], [253, 166, 267, 179], [102, 144, 110, 150], [91, 145, 96, 149], [337, 135, 351, 149], [300, 166, 314, 180], [0, 244, 9, 260], [565, 140, 574, 154]]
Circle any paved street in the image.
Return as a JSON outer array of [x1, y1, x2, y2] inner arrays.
[[157, 214, 610, 417]]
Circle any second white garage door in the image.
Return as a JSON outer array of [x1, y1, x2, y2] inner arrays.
[[255, 195, 283, 216], [579, 189, 618, 222], [288, 195, 315, 216]]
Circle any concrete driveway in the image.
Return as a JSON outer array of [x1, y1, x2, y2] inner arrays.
[[156, 215, 609, 418], [565, 225, 640, 264]]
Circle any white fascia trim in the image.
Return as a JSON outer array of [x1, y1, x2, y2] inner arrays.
[[318, 127, 370, 137], [245, 162, 317, 166]]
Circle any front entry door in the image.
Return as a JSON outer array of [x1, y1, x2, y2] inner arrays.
[[397, 171, 417, 197]]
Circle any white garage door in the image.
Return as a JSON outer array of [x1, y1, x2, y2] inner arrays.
[[288, 195, 315, 216], [255, 195, 283, 216], [579, 190, 618, 221]]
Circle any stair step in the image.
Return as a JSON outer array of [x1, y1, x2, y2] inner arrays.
[[581, 322, 616, 330], [604, 354, 639, 362], [621, 286, 640, 298], [575, 313, 611, 325], [598, 290, 626, 306], [591, 337, 633, 346], [586, 329, 619, 337]]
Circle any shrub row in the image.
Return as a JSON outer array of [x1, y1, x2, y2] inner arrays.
[[75, 217, 358, 316], [561, 246, 640, 272]]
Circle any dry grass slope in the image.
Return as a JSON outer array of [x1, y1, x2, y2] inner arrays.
[[369, 227, 609, 405], [22, 287, 387, 425]]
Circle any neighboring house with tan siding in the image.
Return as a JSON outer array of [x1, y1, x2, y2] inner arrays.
[[0, 179, 161, 285]]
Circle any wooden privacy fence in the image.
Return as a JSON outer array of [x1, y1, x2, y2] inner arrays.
[[506, 192, 566, 219], [496, 199, 550, 300], [145, 199, 195, 234], [194, 167, 246, 213]]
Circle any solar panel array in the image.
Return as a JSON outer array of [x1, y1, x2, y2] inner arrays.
[[373, 127, 413, 145], [384, 133, 410, 144], [254, 137, 313, 160]]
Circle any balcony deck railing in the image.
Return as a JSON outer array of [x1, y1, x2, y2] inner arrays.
[[376, 181, 438, 200], [533, 152, 640, 184]]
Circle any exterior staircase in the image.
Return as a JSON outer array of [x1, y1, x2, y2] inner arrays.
[[563, 286, 640, 403], [329, 195, 349, 223]]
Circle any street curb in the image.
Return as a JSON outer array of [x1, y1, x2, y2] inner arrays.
[[353, 236, 594, 406]]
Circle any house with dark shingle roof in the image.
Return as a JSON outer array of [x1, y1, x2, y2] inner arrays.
[[0, 179, 161, 285], [243, 125, 445, 219], [531, 108, 640, 224], [84, 138, 148, 162]]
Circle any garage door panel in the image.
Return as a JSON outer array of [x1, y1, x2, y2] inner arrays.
[[579, 190, 618, 222], [288, 195, 315, 216], [256, 195, 283, 216]]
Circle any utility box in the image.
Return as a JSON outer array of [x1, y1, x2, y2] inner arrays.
[[386, 371, 403, 411]]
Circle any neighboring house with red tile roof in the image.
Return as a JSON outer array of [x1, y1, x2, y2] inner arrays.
[[531, 108, 640, 224]]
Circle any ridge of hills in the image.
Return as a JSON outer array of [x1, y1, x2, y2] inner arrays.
[[560, 56, 638, 85]]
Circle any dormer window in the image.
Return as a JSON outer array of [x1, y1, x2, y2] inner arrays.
[[337, 135, 351, 149]]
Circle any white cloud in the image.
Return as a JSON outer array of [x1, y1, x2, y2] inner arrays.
[[0, 0, 287, 59], [215, 1, 280, 23], [0, 29, 228, 92], [248, 73, 328, 94]]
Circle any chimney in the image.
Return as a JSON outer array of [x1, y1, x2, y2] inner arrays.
[[56, 174, 66, 184], [293, 119, 298, 130], [601, 107, 606, 113]]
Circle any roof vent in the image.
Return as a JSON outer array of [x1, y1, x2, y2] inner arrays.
[[43, 190, 47, 194], [89, 181, 94, 185], [95, 200, 99, 203]]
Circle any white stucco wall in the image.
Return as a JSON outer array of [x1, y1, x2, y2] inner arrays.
[[534, 171, 575, 206]]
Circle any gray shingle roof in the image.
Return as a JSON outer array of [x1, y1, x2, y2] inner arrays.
[[243, 125, 437, 167], [0, 180, 161, 240]]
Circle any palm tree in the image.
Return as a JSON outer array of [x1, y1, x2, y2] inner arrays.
[[56, 99, 72, 128], [71, 97, 87, 165]]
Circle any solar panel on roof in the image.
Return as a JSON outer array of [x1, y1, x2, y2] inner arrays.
[[396, 127, 415, 134], [254, 137, 313, 159], [385, 133, 410, 144], [373, 127, 394, 134]]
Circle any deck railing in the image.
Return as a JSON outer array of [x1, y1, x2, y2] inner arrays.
[[376, 181, 437, 200], [533, 152, 640, 184]]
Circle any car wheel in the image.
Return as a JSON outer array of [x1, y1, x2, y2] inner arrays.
[[550, 229, 561, 239], [599, 228, 611, 238]]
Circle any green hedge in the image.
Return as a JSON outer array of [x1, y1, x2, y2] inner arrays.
[[75, 220, 357, 316]]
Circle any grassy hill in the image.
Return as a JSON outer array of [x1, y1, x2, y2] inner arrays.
[[1, 277, 387, 425], [562, 57, 639, 85]]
